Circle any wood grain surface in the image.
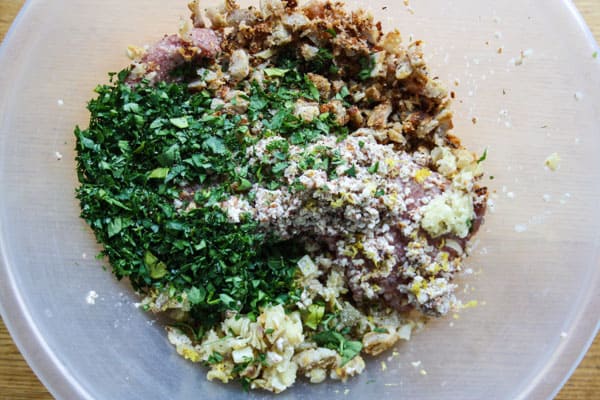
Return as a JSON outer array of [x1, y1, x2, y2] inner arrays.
[[0, 0, 599, 399]]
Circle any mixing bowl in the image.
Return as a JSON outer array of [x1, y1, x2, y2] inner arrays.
[[0, 0, 599, 398]]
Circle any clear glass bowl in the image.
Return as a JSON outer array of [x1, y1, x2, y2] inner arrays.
[[0, 0, 599, 399]]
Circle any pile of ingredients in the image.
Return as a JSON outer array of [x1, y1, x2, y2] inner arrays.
[[75, 0, 487, 393]]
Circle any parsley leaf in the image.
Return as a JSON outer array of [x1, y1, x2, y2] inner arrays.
[[75, 72, 303, 332], [169, 117, 189, 129], [358, 55, 375, 81], [264, 67, 289, 77], [303, 304, 325, 330], [368, 161, 379, 174], [345, 165, 357, 177], [313, 330, 363, 365], [148, 167, 170, 179], [203, 136, 227, 155], [477, 148, 488, 163]]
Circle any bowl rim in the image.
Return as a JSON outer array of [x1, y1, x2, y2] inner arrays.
[[0, 1, 598, 399]]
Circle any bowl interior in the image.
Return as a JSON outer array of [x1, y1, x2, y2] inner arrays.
[[0, 0, 599, 399]]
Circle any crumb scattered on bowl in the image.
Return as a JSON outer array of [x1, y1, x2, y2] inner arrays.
[[544, 152, 561, 171], [86, 290, 98, 305]]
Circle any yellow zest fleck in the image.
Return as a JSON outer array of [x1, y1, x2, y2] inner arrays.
[[304, 199, 317, 211], [441, 261, 450, 272], [341, 192, 356, 205], [383, 192, 398, 208], [330, 197, 344, 208], [365, 250, 378, 263], [462, 300, 479, 309], [426, 262, 441, 275], [381, 361, 388, 371], [410, 279, 427, 296], [181, 348, 201, 362], [343, 242, 363, 257], [385, 158, 399, 177], [126, 45, 145, 60], [414, 168, 431, 183]]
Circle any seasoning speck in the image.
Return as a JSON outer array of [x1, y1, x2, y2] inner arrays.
[[419, 369, 427, 376], [560, 193, 571, 205], [57, 99, 64, 106], [514, 224, 527, 233], [544, 152, 561, 171]]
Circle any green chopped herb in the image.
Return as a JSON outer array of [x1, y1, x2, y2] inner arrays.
[[339, 86, 350, 98], [207, 352, 224, 364], [148, 167, 170, 179], [144, 251, 168, 279], [313, 330, 363, 366], [107, 217, 123, 238], [188, 286, 207, 304], [264, 67, 289, 77], [169, 117, 189, 129], [358, 54, 375, 81], [345, 165, 357, 177], [75, 71, 305, 331], [303, 304, 325, 330], [368, 161, 379, 174], [311, 48, 335, 75], [124, 102, 140, 113], [477, 148, 488, 163]]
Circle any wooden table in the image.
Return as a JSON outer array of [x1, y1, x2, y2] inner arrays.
[[1, 0, 599, 398]]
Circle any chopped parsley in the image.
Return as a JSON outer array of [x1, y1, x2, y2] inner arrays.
[[368, 161, 379, 174], [313, 330, 363, 366], [75, 66, 352, 331], [477, 148, 488, 163], [358, 54, 375, 81]]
